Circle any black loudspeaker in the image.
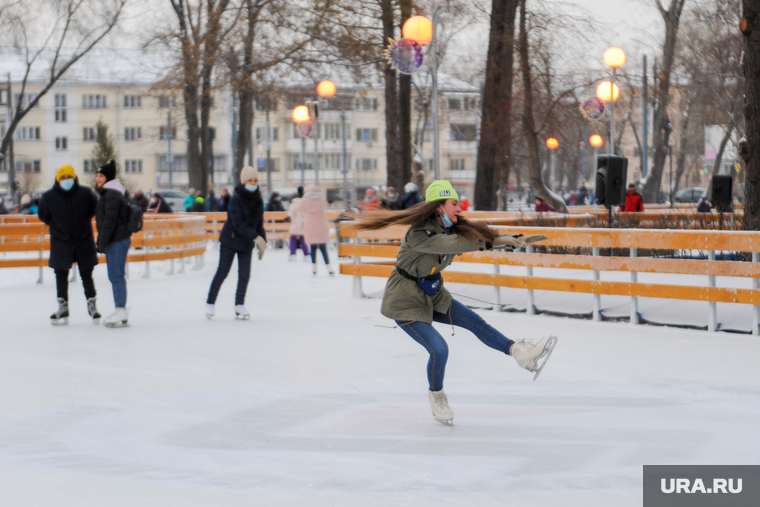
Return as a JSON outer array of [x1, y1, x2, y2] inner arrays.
[[711, 174, 733, 212], [594, 155, 628, 207]]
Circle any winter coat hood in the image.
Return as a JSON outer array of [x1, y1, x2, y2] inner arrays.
[[101, 178, 126, 195], [304, 184, 324, 199]]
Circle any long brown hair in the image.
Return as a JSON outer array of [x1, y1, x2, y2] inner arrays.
[[344, 201, 499, 243]]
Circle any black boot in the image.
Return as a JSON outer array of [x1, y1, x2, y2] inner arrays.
[[50, 297, 69, 325]]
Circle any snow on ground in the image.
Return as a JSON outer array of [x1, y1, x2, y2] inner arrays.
[[1, 244, 759, 506]]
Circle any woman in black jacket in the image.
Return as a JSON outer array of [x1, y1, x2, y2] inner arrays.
[[206, 166, 267, 320], [95, 160, 132, 327], [38, 165, 100, 324], [147, 192, 174, 213]]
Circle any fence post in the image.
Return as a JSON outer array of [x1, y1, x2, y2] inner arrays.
[[630, 247, 639, 324], [592, 246, 601, 321], [142, 231, 151, 278], [167, 229, 175, 275], [526, 244, 535, 315], [754, 251, 759, 336], [352, 236, 364, 298], [708, 249, 717, 332], [178, 228, 186, 274], [494, 263, 502, 311], [36, 230, 43, 284]]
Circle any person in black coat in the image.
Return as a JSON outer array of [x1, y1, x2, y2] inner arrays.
[[95, 160, 132, 326], [147, 192, 174, 213], [218, 187, 231, 212], [130, 188, 149, 212], [206, 166, 267, 319], [38, 164, 100, 324], [402, 182, 423, 209], [381, 186, 403, 210]]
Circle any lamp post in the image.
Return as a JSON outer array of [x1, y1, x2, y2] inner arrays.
[[546, 137, 559, 192], [589, 134, 603, 177], [316, 79, 351, 208], [601, 47, 626, 155], [292, 105, 310, 188], [403, 6, 448, 180]]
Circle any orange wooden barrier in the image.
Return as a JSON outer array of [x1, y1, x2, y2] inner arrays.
[[338, 225, 760, 334]]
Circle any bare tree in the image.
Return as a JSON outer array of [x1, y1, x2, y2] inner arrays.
[[742, 0, 760, 229]]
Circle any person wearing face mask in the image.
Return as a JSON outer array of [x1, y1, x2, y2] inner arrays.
[[38, 164, 101, 325], [345, 180, 557, 425], [205, 166, 267, 320], [381, 186, 402, 210]]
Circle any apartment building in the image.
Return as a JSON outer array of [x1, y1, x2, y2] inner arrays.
[[0, 50, 481, 201]]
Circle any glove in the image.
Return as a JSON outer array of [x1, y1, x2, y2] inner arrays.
[[493, 234, 549, 249], [255, 236, 267, 260]]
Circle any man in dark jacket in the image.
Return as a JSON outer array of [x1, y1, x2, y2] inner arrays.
[[697, 196, 712, 213], [402, 182, 423, 209], [205, 166, 267, 320], [207, 190, 220, 212], [147, 192, 174, 213], [130, 187, 149, 212], [95, 160, 132, 327], [38, 164, 101, 324], [620, 184, 644, 212]]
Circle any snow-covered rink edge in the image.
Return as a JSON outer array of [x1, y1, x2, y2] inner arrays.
[[1, 244, 759, 506]]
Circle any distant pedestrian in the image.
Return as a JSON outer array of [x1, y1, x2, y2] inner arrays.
[[361, 188, 381, 214], [288, 186, 310, 261], [219, 188, 231, 212], [620, 184, 644, 212], [459, 193, 470, 211], [38, 164, 101, 325], [534, 197, 555, 212], [205, 166, 266, 320], [577, 183, 589, 205], [184, 188, 196, 212], [207, 190, 220, 212], [0, 196, 8, 214], [381, 186, 402, 210], [95, 160, 132, 327], [267, 191, 286, 249], [147, 192, 173, 213], [130, 187, 149, 212], [302, 184, 334, 276], [697, 196, 712, 213], [192, 192, 207, 212], [402, 182, 423, 209], [21, 194, 38, 214]]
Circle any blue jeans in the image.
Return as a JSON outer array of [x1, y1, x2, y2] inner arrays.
[[310, 243, 330, 265], [207, 244, 252, 306], [105, 237, 130, 308], [396, 299, 515, 391]]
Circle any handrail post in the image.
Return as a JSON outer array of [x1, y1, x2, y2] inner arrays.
[[494, 262, 502, 312], [526, 244, 535, 315], [36, 230, 43, 284], [178, 228, 186, 274], [592, 246, 601, 321], [753, 251, 759, 336], [630, 247, 639, 324], [142, 231, 151, 278], [708, 249, 717, 332], [352, 236, 364, 298], [167, 230, 175, 275]]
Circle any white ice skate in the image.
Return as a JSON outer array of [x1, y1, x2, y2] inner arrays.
[[104, 307, 129, 327], [87, 297, 101, 324], [50, 297, 69, 325], [303, 256, 311, 262], [234, 305, 250, 320], [428, 389, 454, 425], [312, 263, 317, 276], [512, 334, 558, 380], [288, 254, 297, 262], [205, 303, 215, 319], [326, 262, 335, 276]]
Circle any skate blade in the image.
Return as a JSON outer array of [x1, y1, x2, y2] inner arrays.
[[105, 321, 129, 328], [50, 317, 69, 326], [92, 318, 101, 325], [235, 315, 250, 320], [206, 314, 214, 319], [532, 336, 558, 380], [433, 417, 454, 426]]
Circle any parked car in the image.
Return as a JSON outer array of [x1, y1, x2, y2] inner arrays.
[[675, 187, 706, 203], [154, 189, 188, 212]]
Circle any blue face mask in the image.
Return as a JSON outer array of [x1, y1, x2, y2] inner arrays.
[[60, 179, 75, 191], [245, 184, 258, 192], [441, 213, 453, 228]]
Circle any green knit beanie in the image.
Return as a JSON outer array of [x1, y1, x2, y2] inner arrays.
[[424, 180, 459, 202]]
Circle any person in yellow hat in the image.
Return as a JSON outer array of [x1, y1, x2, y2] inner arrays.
[[38, 164, 101, 324], [346, 180, 557, 425]]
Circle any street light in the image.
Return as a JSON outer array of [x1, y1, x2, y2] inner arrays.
[[601, 47, 625, 155], [595, 81, 620, 102], [293, 105, 310, 187], [316, 80, 351, 208], [406, 2, 450, 180], [292, 105, 310, 123], [546, 137, 559, 192], [589, 135, 603, 181]]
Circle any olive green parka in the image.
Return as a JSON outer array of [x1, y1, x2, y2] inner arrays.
[[380, 219, 493, 323]]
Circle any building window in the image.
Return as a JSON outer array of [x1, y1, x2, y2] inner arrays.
[[255, 126, 279, 142], [13, 93, 40, 109], [354, 97, 378, 111], [0, 90, 7, 105], [83, 127, 96, 141], [123, 94, 141, 108], [82, 94, 107, 109], [159, 126, 176, 141], [450, 158, 465, 171], [255, 96, 277, 111], [448, 98, 461, 110], [83, 159, 98, 173], [15, 159, 41, 173], [356, 158, 377, 171], [355, 128, 378, 143], [322, 123, 346, 140], [323, 153, 351, 169], [124, 127, 142, 141], [15, 126, 41, 140], [54, 94, 67, 122], [55, 137, 68, 150], [449, 124, 476, 142], [124, 159, 143, 173], [158, 95, 176, 108]]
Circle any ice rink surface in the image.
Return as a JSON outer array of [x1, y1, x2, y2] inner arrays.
[[1, 245, 759, 506]]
